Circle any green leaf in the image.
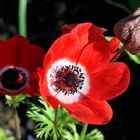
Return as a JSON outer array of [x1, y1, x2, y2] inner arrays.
[[27, 97, 105, 140], [61, 130, 75, 140], [125, 50, 140, 64], [27, 97, 80, 140], [84, 128, 104, 140], [105, 36, 114, 41], [6, 94, 30, 107], [0, 128, 15, 140], [0, 128, 5, 140]]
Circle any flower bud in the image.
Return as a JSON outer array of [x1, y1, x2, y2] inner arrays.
[[114, 7, 140, 54]]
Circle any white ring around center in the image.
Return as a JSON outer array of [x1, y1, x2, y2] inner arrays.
[[46, 59, 90, 104]]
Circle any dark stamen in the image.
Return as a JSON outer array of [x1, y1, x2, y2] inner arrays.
[[64, 73, 76, 87], [51, 65, 85, 95], [0, 68, 27, 91]]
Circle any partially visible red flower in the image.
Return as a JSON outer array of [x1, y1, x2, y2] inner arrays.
[[38, 22, 130, 124], [0, 35, 45, 96]]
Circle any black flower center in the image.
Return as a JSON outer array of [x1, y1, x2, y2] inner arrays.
[[51, 65, 85, 95], [0, 68, 28, 91], [64, 73, 77, 87]]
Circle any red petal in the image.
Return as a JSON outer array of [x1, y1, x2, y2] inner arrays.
[[78, 42, 110, 73], [62, 96, 112, 124], [0, 35, 28, 68], [43, 51, 53, 68], [109, 37, 120, 60], [89, 62, 130, 100], [19, 44, 45, 72], [44, 23, 109, 68], [38, 68, 60, 109], [0, 40, 5, 45], [24, 72, 40, 96], [109, 37, 120, 52], [70, 22, 107, 46], [43, 34, 83, 66]]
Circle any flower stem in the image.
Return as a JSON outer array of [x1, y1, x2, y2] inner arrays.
[[54, 107, 59, 126], [13, 107, 22, 140], [110, 45, 126, 62], [18, 0, 27, 37], [79, 124, 88, 140]]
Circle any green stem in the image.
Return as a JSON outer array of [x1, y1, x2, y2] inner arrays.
[[13, 107, 22, 140], [79, 124, 88, 140], [18, 0, 27, 37], [54, 108, 59, 126]]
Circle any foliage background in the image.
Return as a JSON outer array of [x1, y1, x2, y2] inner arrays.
[[0, 0, 140, 140]]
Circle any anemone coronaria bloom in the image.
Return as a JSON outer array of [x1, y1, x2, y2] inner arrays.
[[0, 35, 45, 96], [38, 22, 130, 124]]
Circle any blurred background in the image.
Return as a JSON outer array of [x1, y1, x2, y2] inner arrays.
[[0, 0, 140, 140]]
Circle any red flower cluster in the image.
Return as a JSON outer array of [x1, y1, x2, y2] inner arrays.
[[38, 22, 130, 124], [0, 35, 45, 96], [0, 22, 130, 124]]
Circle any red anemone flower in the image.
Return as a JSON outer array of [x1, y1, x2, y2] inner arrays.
[[0, 35, 45, 96], [38, 22, 130, 124]]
